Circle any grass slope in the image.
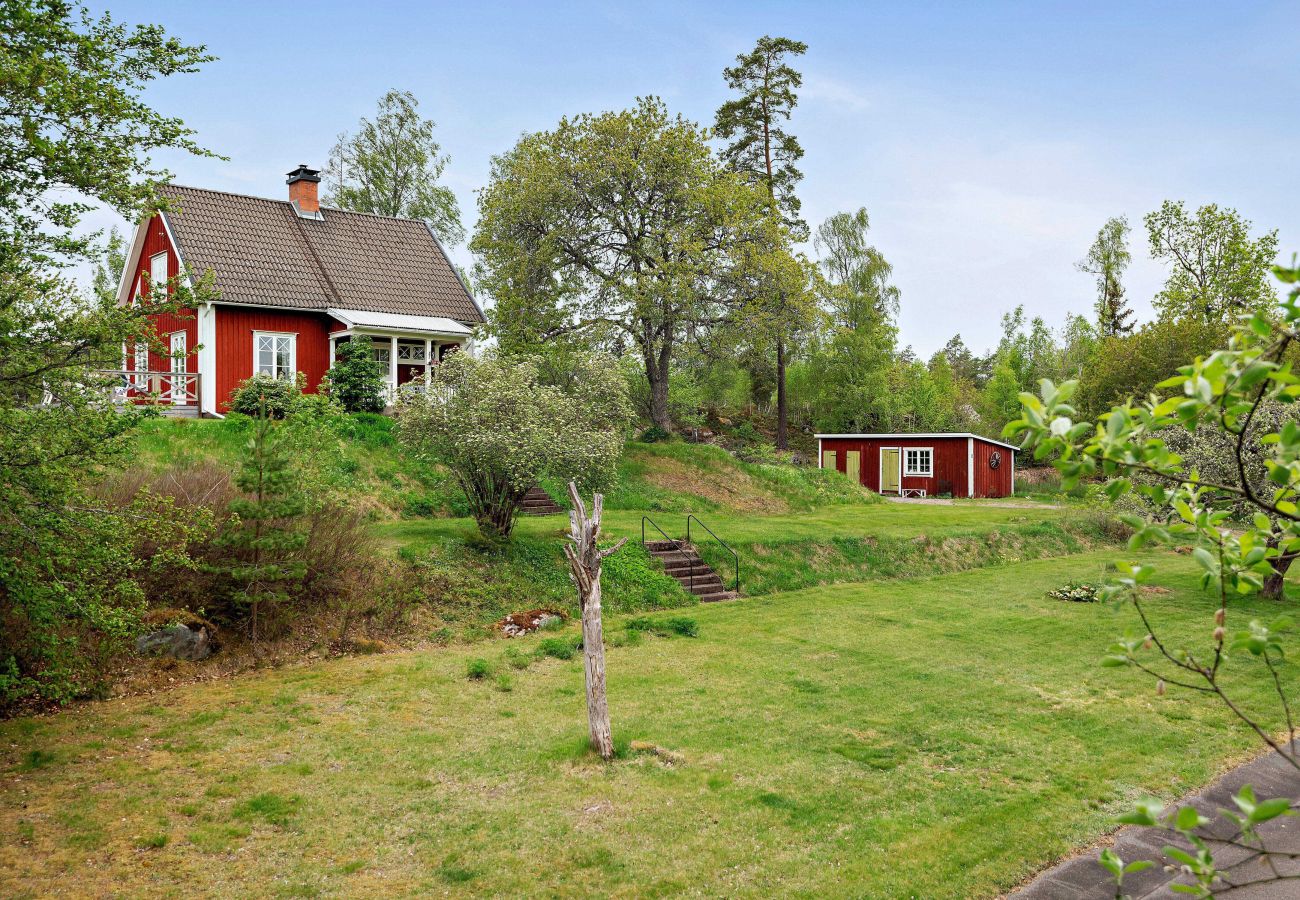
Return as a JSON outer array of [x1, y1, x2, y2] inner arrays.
[[1, 552, 1284, 898], [380, 501, 1105, 600]]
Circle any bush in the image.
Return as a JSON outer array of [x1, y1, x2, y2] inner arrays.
[[229, 374, 299, 418], [627, 615, 699, 637], [398, 351, 632, 539], [536, 636, 577, 660], [639, 425, 671, 443], [466, 658, 492, 680], [323, 340, 387, 413]]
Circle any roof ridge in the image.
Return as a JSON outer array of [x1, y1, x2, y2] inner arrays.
[[165, 183, 432, 227]]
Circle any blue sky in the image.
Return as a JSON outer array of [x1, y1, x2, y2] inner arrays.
[[90, 0, 1299, 355]]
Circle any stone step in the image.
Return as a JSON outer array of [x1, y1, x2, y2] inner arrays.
[[643, 537, 737, 602], [519, 485, 563, 516]]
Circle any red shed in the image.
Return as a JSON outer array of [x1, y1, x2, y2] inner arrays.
[[816, 433, 1017, 499]]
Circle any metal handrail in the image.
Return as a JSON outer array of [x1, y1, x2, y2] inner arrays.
[[687, 515, 739, 593], [641, 516, 696, 596]]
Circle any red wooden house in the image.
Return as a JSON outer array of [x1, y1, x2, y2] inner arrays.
[[817, 433, 1017, 498], [114, 165, 485, 415]]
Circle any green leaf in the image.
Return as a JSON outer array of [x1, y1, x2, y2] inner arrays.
[[1249, 797, 1292, 824], [1192, 547, 1217, 572]]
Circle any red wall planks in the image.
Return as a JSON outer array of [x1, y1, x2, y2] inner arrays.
[[971, 437, 1014, 498], [819, 435, 1015, 498], [129, 214, 196, 377], [213, 306, 334, 412]]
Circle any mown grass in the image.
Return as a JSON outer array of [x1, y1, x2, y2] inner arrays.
[[0, 552, 1288, 897]]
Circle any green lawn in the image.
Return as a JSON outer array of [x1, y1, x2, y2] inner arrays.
[[0, 551, 1284, 898]]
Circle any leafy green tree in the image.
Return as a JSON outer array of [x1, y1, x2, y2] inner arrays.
[[1076, 317, 1231, 419], [1077, 216, 1135, 336], [791, 320, 898, 433], [0, 0, 215, 709], [1147, 200, 1279, 323], [715, 35, 809, 450], [216, 409, 308, 641], [925, 352, 962, 431], [978, 358, 1022, 434], [815, 208, 901, 328], [323, 339, 386, 413], [472, 97, 772, 433], [397, 351, 632, 539], [937, 334, 988, 387], [324, 89, 463, 244], [1007, 258, 1300, 896], [0, 0, 215, 260], [91, 227, 127, 303]]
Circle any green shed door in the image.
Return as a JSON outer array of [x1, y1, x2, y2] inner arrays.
[[822, 449, 836, 470], [845, 450, 861, 485], [880, 448, 901, 493]]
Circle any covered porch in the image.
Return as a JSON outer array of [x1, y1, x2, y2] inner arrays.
[[326, 308, 473, 402]]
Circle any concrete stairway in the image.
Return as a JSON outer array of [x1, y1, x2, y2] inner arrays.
[[644, 540, 738, 602], [520, 485, 564, 516]]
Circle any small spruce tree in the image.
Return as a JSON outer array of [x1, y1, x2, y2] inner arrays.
[[325, 340, 387, 413], [218, 403, 307, 640]]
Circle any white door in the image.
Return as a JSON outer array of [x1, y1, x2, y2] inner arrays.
[[170, 332, 186, 402]]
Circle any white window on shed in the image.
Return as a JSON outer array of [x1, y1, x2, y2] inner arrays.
[[904, 447, 933, 477], [150, 251, 168, 296]]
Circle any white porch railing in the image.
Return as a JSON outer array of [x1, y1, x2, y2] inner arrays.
[[98, 369, 201, 407]]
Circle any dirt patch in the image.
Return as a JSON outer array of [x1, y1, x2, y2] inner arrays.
[[638, 454, 788, 514], [495, 608, 566, 638]]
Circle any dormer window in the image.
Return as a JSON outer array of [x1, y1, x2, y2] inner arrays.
[[150, 251, 168, 297]]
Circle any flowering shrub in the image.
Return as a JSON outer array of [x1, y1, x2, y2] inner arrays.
[[397, 350, 632, 538], [1047, 582, 1100, 603]]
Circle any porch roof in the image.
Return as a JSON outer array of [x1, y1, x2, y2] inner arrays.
[[327, 307, 473, 337]]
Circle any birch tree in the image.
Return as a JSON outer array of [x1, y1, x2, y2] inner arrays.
[[324, 89, 464, 244]]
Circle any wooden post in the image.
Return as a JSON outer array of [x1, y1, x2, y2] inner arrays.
[[563, 480, 626, 761]]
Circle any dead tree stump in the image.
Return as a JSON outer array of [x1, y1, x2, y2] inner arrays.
[[563, 481, 626, 761]]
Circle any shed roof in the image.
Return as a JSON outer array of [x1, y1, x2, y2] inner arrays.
[[156, 184, 484, 324], [814, 432, 1020, 452]]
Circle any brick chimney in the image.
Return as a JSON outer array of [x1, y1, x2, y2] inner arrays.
[[286, 164, 321, 215]]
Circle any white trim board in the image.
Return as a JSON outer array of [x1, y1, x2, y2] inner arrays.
[[815, 432, 1021, 452], [967, 438, 975, 498]]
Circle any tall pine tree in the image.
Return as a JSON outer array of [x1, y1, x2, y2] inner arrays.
[[715, 35, 808, 450], [1077, 216, 1135, 337]]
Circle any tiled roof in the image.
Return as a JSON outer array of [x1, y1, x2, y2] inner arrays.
[[158, 184, 483, 323]]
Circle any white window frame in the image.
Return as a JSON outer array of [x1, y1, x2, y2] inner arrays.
[[169, 331, 187, 401], [903, 446, 934, 477], [134, 341, 150, 388], [150, 251, 168, 297], [253, 331, 297, 381], [396, 341, 426, 362]]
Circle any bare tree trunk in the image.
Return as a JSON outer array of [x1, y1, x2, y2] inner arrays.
[[775, 336, 788, 451], [562, 481, 627, 760]]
